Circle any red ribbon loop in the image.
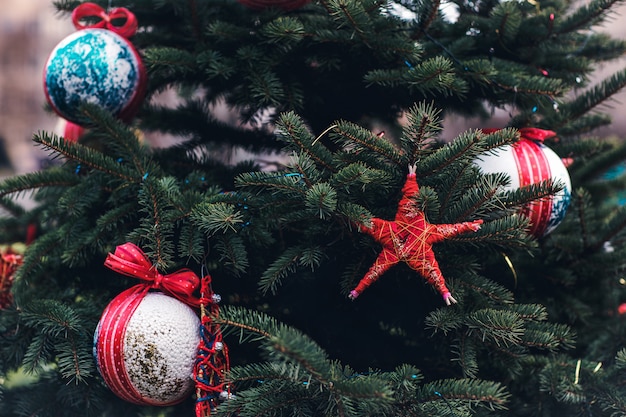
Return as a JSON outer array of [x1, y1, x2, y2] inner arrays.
[[104, 242, 201, 307], [72, 2, 138, 39]]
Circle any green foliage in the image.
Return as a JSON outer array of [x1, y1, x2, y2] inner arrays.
[[216, 306, 509, 416], [3, 0, 626, 415]]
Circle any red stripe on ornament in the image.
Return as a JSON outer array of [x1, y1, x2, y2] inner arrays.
[[98, 291, 136, 403], [512, 139, 552, 237], [97, 294, 125, 395], [97, 288, 146, 404], [97, 296, 126, 400]]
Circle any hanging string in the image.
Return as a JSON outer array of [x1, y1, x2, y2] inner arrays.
[[194, 273, 231, 417], [501, 252, 518, 288]]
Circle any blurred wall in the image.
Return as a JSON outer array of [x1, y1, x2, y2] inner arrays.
[[0, 0, 72, 173]]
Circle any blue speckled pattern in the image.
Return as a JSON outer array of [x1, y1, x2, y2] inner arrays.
[[545, 187, 571, 235], [44, 28, 142, 123]]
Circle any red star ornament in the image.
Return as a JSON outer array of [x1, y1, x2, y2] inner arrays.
[[349, 165, 483, 305]]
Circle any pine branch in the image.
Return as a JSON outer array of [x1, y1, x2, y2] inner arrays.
[[331, 120, 404, 166], [415, 0, 441, 35], [556, 0, 624, 34], [214, 234, 250, 276], [322, 0, 375, 48], [466, 308, 525, 347], [217, 307, 427, 417], [456, 273, 516, 304], [571, 136, 626, 184], [522, 322, 576, 351], [451, 336, 480, 378], [305, 183, 338, 219], [491, 2, 522, 44], [259, 245, 313, 295], [275, 112, 335, 172], [33, 133, 140, 183], [399, 101, 443, 165], [0, 196, 27, 219], [592, 205, 626, 252], [70, 104, 149, 172], [569, 188, 594, 250], [556, 69, 626, 129], [142, 46, 198, 87], [417, 378, 510, 411], [12, 231, 66, 304], [127, 177, 179, 269], [51, 0, 81, 13], [424, 307, 465, 335], [0, 168, 79, 200], [401, 56, 460, 96], [20, 299, 94, 383], [191, 202, 246, 235], [330, 163, 392, 195]]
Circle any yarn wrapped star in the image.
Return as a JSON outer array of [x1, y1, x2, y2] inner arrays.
[[349, 164, 483, 305]]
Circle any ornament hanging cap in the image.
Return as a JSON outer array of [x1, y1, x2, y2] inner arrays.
[[72, 2, 138, 39], [481, 127, 557, 143], [518, 127, 557, 143]]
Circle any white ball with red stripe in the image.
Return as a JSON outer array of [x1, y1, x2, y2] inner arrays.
[[94, 291, 200, 406], [475, 129, 571, 237]]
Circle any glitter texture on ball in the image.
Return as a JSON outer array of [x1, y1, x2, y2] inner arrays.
[[94, 291, 200, 406]]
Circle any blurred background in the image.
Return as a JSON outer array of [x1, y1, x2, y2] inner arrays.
[[1, 0, 626, 175]]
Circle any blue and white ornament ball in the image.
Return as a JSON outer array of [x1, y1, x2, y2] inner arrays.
[[44, 28, 146, 125]]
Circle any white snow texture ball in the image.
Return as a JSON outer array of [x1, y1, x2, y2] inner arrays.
[[44, 28, 145, 125], [95, 291, 200, 406]]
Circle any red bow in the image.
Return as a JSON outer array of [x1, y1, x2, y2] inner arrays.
[[72, 2, 138, 39], [482, 127, 557, 143], [104, 243, 201, 307]]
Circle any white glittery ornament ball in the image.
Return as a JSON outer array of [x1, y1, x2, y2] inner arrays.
[[94, 291, 200, 406]]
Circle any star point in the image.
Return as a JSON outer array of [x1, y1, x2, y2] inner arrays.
[[350, 167, 483, 305]]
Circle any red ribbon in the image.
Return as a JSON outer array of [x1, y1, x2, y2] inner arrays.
[[518, 127, 557, 142], [482, 127, 557, 143], [104, 242, 201, 307], [72, 2, 138, 39]]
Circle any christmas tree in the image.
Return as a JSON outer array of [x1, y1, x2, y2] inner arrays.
[[2, 0, 626, 415]]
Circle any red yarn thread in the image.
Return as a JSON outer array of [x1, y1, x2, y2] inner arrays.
[[71, 2, 138, 39], [194, 275, 231, 417]]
